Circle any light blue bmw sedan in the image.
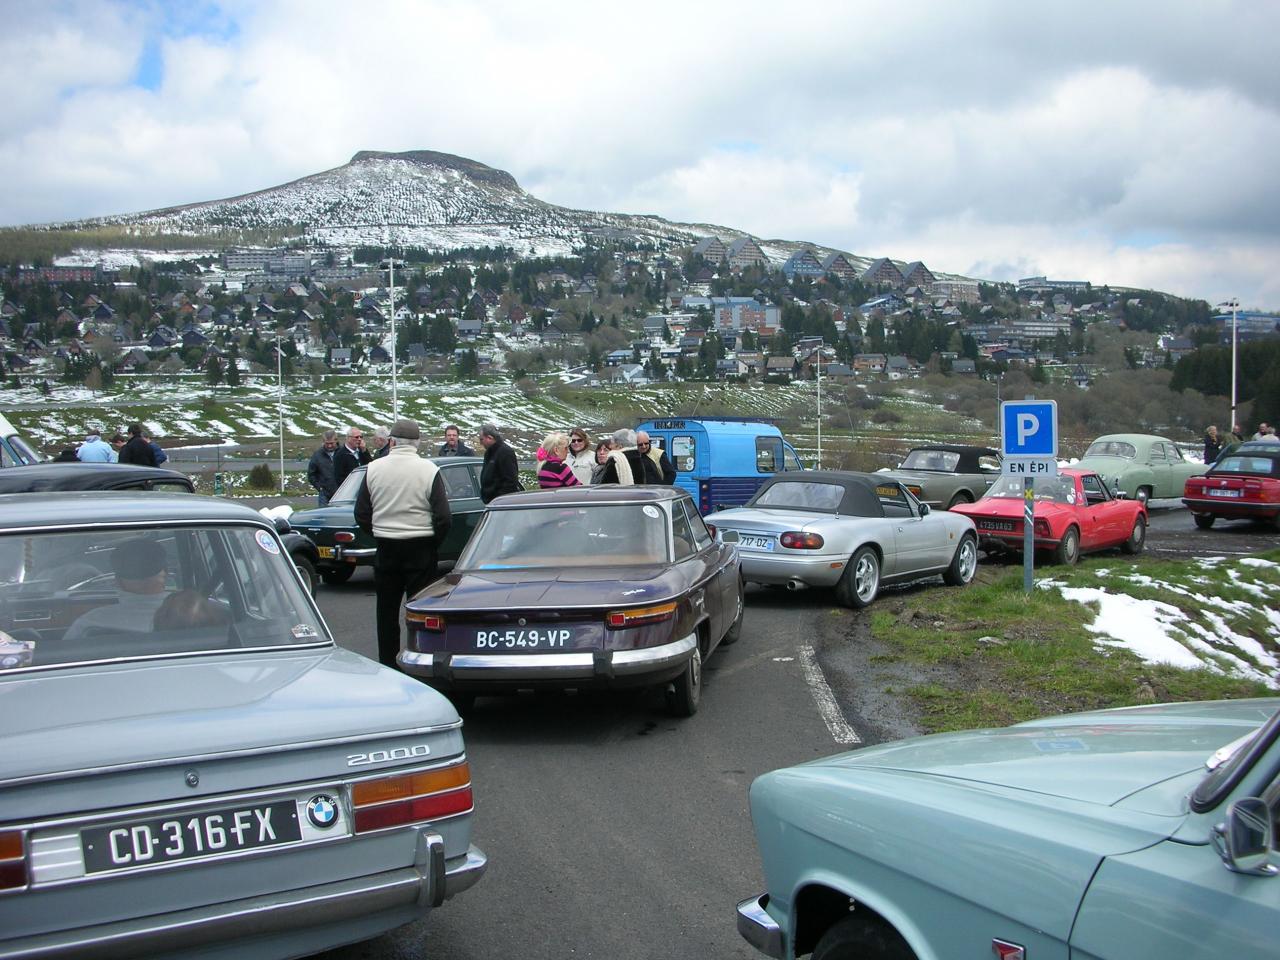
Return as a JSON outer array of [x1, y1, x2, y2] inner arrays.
[[0, 492, 485, 959], [738, 698, 1280, 960]]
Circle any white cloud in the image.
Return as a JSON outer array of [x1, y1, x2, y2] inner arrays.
[[0, 0, 1276, 306]]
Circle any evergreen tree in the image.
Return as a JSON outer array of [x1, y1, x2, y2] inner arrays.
[[225, 351, 242, 386], [205, 356, 224, 386]]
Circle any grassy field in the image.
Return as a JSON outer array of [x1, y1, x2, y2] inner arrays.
[[870, 551, 1280, 733]]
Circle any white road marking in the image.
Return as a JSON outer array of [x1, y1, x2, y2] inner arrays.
[[799, 644, 861, 745]]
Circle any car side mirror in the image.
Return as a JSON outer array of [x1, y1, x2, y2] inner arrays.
[[919, 503, 930, 517], [272, 515, 293, 535], [1114, 490, 1128, 500], [1212, 797, 1278, 876]]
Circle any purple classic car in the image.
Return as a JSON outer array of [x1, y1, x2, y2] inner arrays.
[[398, 486, 744, 716]]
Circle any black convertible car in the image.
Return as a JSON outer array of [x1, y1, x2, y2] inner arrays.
[[400, 486, 744, 716], [0, 463, 321, 594]]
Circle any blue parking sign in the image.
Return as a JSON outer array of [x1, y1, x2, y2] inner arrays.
[[1001, 401, 1058, 457]]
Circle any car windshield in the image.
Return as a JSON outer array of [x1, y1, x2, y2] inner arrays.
[[753, 481, 844, 512], [1084, 440, 1136, 459], [1212, 455, 1279, 477], [331, 468, 366, 503], [900, 449, 960, 472], [982, 475, 1077, 504], [0, 526, 327, 672], [458, 504, 670, 569]]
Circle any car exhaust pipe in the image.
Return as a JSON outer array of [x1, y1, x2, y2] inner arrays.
[[786, 579, 807, 591]]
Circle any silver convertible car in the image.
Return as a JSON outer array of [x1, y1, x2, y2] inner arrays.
[[738, 698, 1280, 960], [0, 492, 485, 958], [706, 471, 977, 608]]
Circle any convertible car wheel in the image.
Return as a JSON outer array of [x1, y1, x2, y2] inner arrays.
[[812, 914, 915, 960], [1135, 485, 1152, 506], [943, 535, 978, 586], [946, 491, 972, 510], [320, 564, 355, 585], [1193, 513, 1215, 530], [292, 554, 318, 595], [1120, 515, 1146, 555], [667, 644, 702, 717], [836, 546, 880, 609], [1054, 526, 1081, 565]]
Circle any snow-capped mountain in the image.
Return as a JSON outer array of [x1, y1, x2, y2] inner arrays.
[[47, 149, 865, 265]]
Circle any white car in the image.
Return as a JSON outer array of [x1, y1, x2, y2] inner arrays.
[[707, 470, 978, 608]]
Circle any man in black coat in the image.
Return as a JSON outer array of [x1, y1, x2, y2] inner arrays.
[[334, 427, 371, 487], [635, 430, 676, 485], [479, 423, 522, 503], [117, 423, 157, 467], [437, 424, 475, 457]]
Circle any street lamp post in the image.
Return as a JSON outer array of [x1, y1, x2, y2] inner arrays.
[[389, 253, 399, 421], [276, 333, 285, 495], [816, 346, 823, 468], [1223, 298, 1240, 432]]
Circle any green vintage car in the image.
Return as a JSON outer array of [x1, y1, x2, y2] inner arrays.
[[291, 457, 486, 585], [738, 698, 1280, 960], [1076, 433, 1205, 504]]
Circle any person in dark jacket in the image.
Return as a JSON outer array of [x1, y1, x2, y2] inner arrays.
[[636, 431, 676, 485], [117, 423, 157, 467], [1203, 425, 1223, 464], [306, 429, 340, 505], [370, 426, 392, 459], [437, 425, 475, 457], [334, 427, 371, 487], [479, 423, 522, 502]]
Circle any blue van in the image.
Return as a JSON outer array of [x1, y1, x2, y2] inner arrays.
[[634, 417, 804, 514]]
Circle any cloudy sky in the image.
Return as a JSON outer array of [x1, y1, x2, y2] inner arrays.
[[2, 0, 1277, 308]]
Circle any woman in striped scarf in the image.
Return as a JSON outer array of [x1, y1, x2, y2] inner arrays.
[[536, 431, 582, 489]]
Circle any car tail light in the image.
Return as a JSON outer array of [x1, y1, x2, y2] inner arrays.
[[705, 523, 717, 538], [351, 762, 473, 833], [906, 485, 923, 498], [334, 531, 355, 543], [1034, 520, 1051, 536], [405, 610, 445, 632], [0, 831, 27, 891], [780, 531, 825, 549], [606, 602, 677, 628], [1245, 480, 1262, 491]]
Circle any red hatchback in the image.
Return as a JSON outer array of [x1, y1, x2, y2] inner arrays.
[[1183, 444, 1280, 530], [951, 468, 1147, 564]]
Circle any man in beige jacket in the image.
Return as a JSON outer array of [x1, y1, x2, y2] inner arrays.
[[354, 419, 452, 668]]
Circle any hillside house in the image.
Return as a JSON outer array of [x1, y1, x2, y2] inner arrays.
[[692, 236, 728, 263], [862, 257, 903, 287], [727, 237, 769, 271], [329, 348, 353, 371], [854, 353, 887, 374], [821, 252, 859, 281], [951, 358, 977, 375], [782, 249, 825, 280], [885, 355, 915, 380], [765, 356, 796, 379], [899, 262, 936, 288]]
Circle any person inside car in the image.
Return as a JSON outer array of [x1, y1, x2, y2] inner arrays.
[[64, 538, 168, 641]]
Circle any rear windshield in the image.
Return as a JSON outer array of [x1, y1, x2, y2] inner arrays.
[[459, 504, 670, 569], [983, 475, 1077, 504], [0, 526, 326, 672], [1212, 456, 1279, 477], [900, 449, 960, 472], [754, 481, 844, 511], [1084, 441, 1136, 459]]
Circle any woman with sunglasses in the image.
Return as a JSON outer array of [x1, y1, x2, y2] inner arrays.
[[565, 428, 595, 485]]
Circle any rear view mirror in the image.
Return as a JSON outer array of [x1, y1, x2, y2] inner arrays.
[[1212, 797, 1277, 876], [272, 515, 293, 535], [919, 503, 930, 517]]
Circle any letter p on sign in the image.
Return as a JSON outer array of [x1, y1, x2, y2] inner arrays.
[[1001, 400, 1058, 458]]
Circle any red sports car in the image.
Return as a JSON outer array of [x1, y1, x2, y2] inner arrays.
[[1183, 444, 1280, 529], [950, 468, 1147, 564]]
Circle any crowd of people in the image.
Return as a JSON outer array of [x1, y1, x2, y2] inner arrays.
[[1204, 421, 1280, 462], [64, 424, 168, 467], [306, 422, 678, 507]]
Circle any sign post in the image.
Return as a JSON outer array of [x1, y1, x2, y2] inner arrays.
[[1000, 398, 1058, 595]]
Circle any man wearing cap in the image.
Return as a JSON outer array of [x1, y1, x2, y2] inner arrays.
[[64, 538, 169, 641], [478, 423, 522, 503], [354, 419, 452, 669]]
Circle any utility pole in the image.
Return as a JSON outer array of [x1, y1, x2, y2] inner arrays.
[[389, 252, 398, 420], [276, 332, 285, 495]]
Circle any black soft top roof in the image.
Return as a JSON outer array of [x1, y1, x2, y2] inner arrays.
[[748, 470, 897, 518], [904, 444, 1000, 472], [0, 462, 195, 494]]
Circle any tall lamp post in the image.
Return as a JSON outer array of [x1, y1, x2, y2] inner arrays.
[[275, 332, 285, 495], [1219, 298, 1240, 432], [816, 345, 823, 468], [389, 253, 399, 420]]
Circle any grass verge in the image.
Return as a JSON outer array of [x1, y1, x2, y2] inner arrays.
[[872, 551, 1280, 733]]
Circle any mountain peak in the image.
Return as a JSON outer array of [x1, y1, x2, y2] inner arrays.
[[348, 150, 520, 191]]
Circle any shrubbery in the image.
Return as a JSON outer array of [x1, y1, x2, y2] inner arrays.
[[247, 463, 275, 489]]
